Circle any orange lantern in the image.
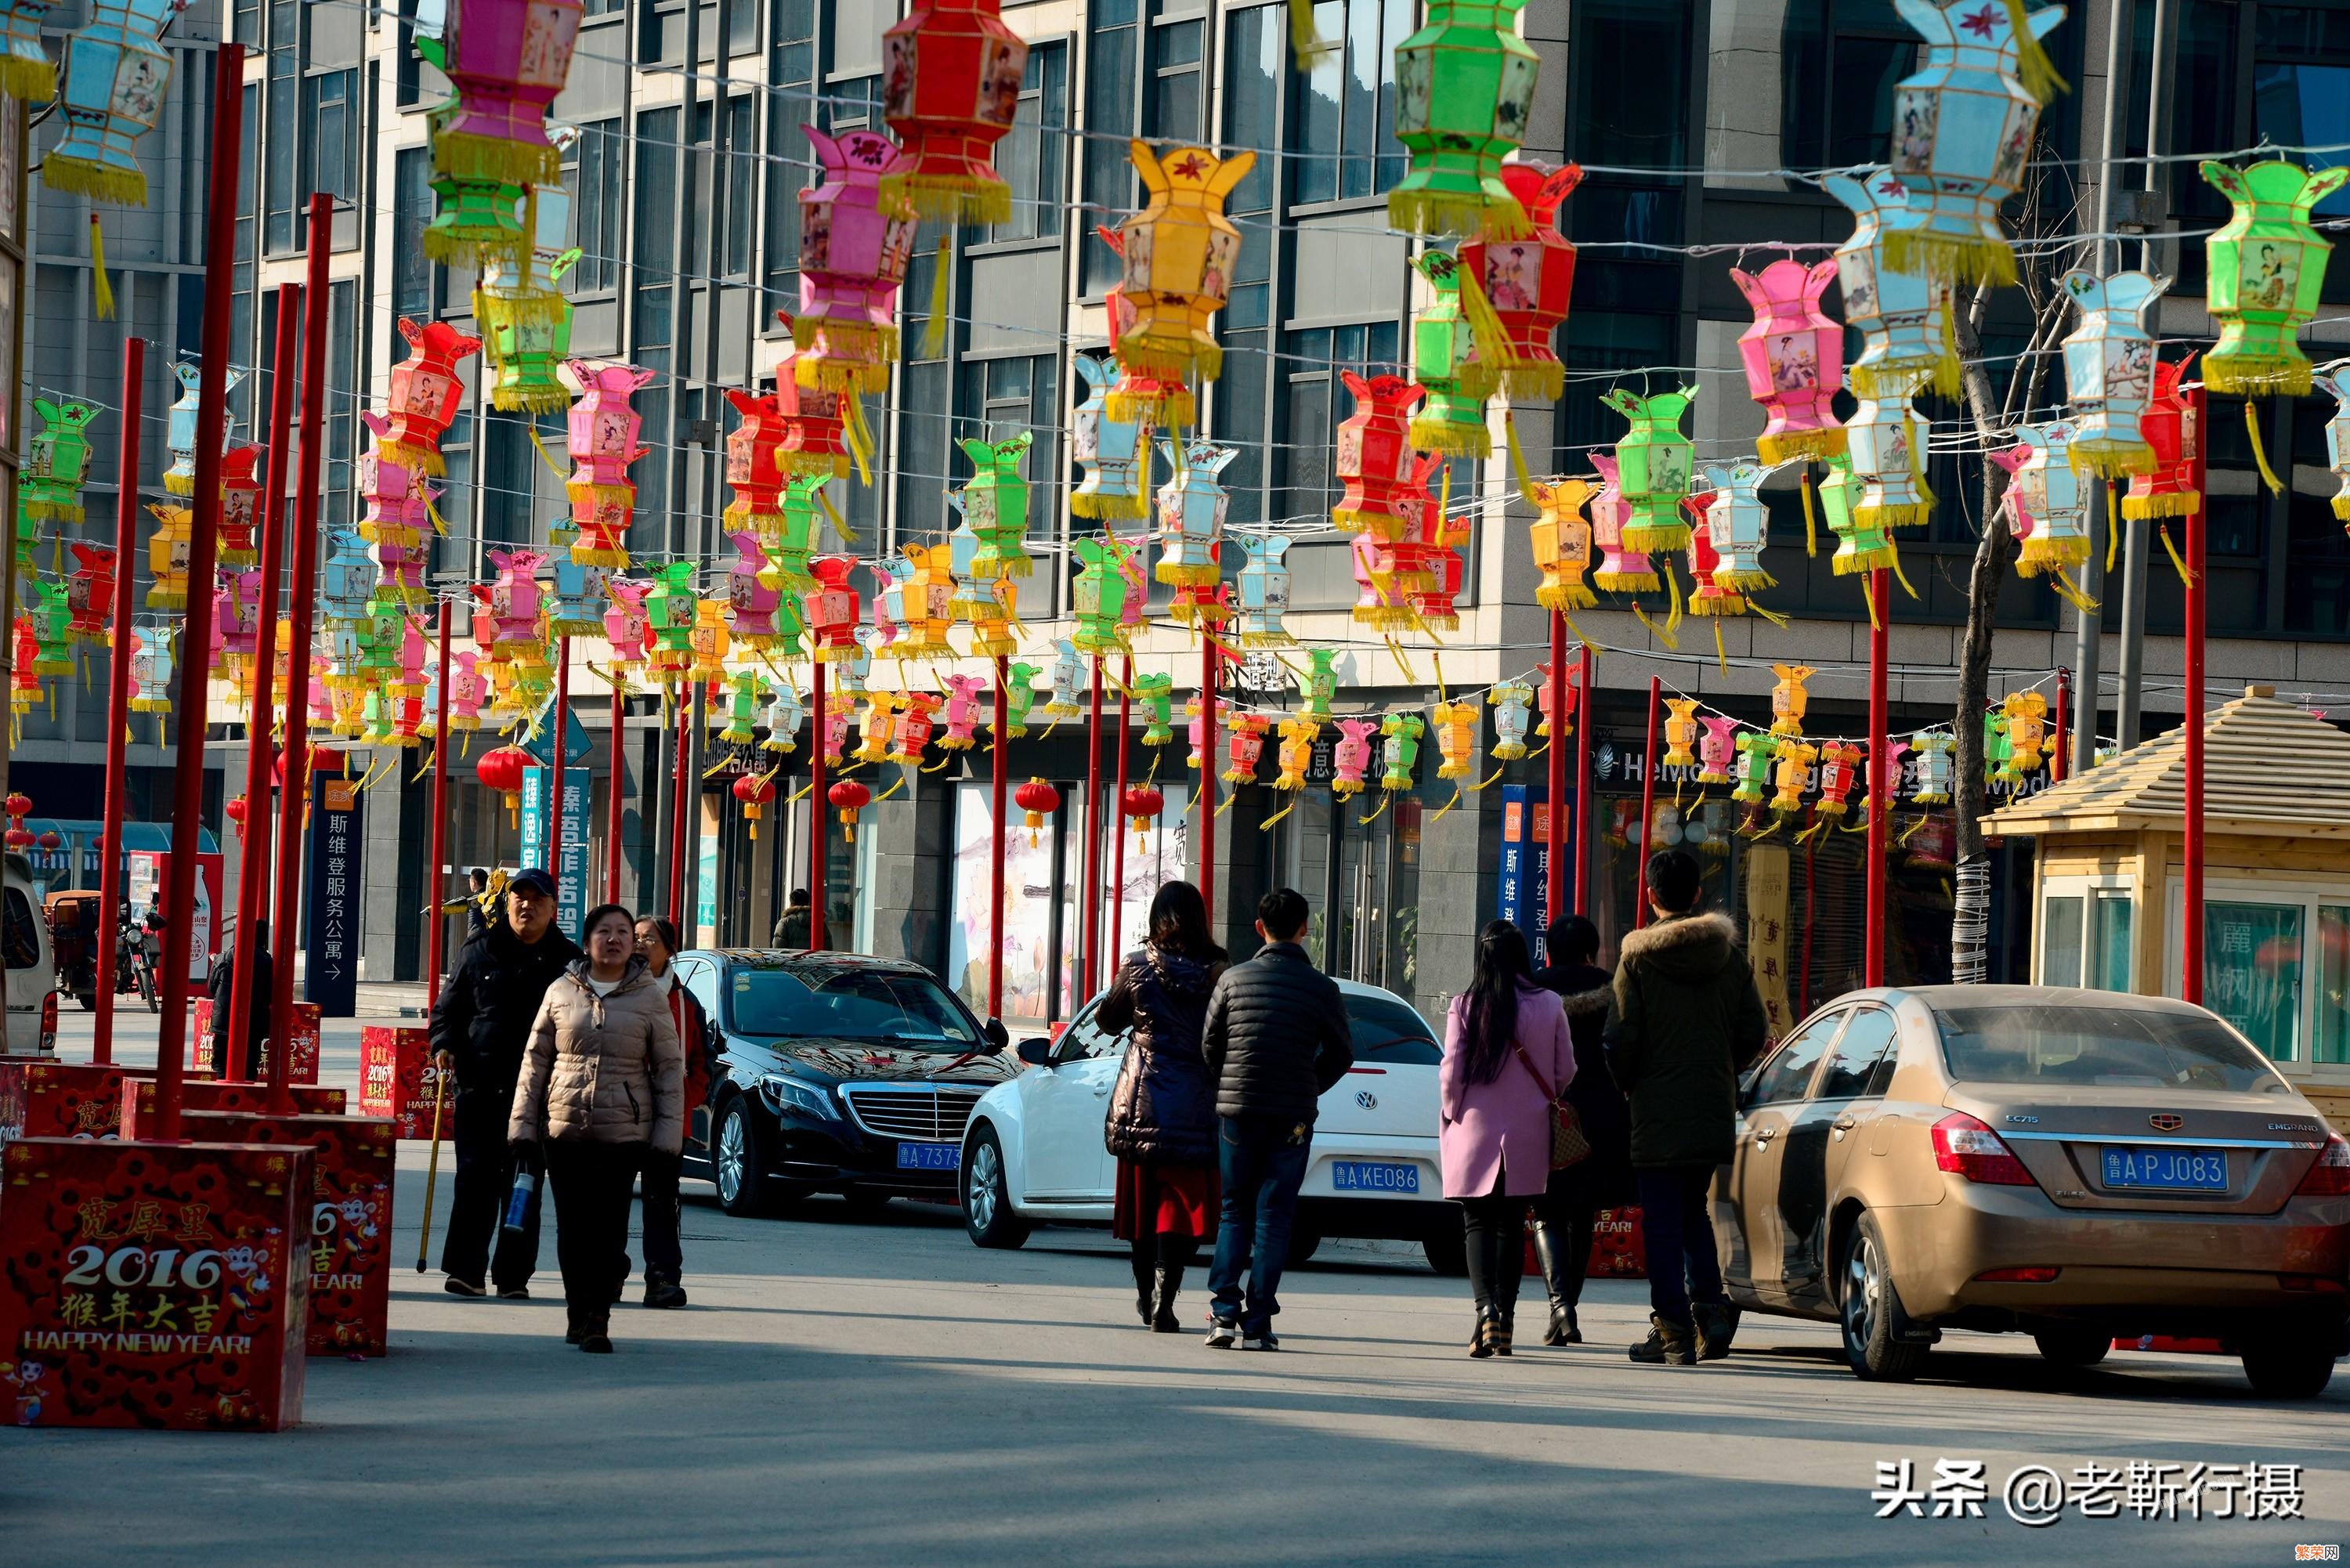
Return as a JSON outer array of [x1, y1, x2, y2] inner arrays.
[[1111, 143, 1256, 392]]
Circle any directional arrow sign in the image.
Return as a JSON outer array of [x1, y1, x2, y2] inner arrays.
[[521, 700, 597, 768]]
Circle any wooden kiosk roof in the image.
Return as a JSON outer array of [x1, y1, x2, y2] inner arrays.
[[1987, 685, 2350, 840]]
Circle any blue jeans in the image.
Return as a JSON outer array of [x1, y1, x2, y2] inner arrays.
[[1207, 1114, 1313, 1335], [1636, 1164, 1726, 1327]]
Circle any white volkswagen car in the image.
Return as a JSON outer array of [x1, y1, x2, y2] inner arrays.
[[959, 977, 1463, 1271]]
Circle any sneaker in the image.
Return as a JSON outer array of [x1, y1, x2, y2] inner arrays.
[[496, 1287, 530, 1300], [1242, 1331, 1280, 1352], [443, 1277, 486, 1299], [579, 1334, 613, 1353], [1204, 1319, 1240, 1349], [644, 1280, 689, 1310]]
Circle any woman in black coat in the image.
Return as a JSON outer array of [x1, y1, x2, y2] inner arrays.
[[1528, 914, 1633, 1346], [1097, 880, 1227, 1331]]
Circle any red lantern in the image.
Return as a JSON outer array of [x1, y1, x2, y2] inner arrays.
[[2123, 356, 2202, 523], [65, 540, 116, 644], [828, 777, 873, 842], [1121, 783, 1163, 845], [475, 742, 531, 824], [723, 388, 791, 536], [1332, 372, 1429, 543], [382, 318, 483, 473], [805, 556, 862, 661], [2, 791, 31, 851], [732, 771, 778, 840], [1013, 776, 1059, 847], [225, 795, 249, 839], [34, 829, 60, 851], [774, 341, 855, 480], [218, 445, 265, 568], [879, 0, 1029, 226], [1458, 159, 1584, 402]]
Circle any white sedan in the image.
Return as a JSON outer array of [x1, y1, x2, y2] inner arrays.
[[958, 978, 1465, 1272]]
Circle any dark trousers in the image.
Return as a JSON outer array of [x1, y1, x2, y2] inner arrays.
[[1636, 1163, 1726, 1327], [1459, 1190, 1527, 1315], [440, 1084, 539, 1292], [546, 1139, 646, 1334], [640, 1147, 684, 1284], [1531, 1161, 1602, 1310], [1207, 1114, 1312, 1335], [1128, 1230, 1198, 1302]]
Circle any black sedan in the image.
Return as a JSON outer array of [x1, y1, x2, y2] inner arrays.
[[672, 948, 1018, 1216]]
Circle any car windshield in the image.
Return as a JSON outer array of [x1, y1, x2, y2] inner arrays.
[[1936, 1006, 2287, 1094], [1346, 993, 1441, 1066], [728, 966, 982, 1049]]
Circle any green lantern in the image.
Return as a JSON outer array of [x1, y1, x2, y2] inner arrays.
[[958, 434, 1034, 580], [1603, 386, 1697, 555], [1379, 712, 1424, 792], [1408, 253, 1489, 457], [1071, 536, 1129, 656], [1731, 732, 1774, 807], [1388, 0, 1539, 240], [22, 399, 99, 523], [998, 660, 1040, 739], [767, 474, 825, 595], [645, 561, 699, 689], [29, 577, 70, 677], [1133, 671, 1174, 746], [2200, 159, 2350, 398], [1303, 649, 1339, 721], [1817, 448, 1897, 576]]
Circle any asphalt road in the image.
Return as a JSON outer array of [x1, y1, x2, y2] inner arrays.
[[6, 1008, 2350, 1566]]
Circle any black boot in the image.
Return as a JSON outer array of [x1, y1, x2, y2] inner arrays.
[[1489, 1305, 1515, 1357], [578, 1311, 613, 1353], [1469, 1306, 1495, 1359], [1629, 1312, 1694, 1366], [1150, 1263, 1184, 1332], [1530, 1223, 1575, 1346], [1692, 1301, 1740, 1362], [1130, 1245, 1155, 1327]]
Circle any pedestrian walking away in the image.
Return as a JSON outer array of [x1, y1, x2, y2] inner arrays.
[[1200, 887, 1354, 1350], [1441, 920, 1575, 1358], [1097, 881, 1227, 1333], [204, 917, 274, 1080], [509, 904, 685, 1353], [428, 866, 582, 1300], [632, 914, 710, 1309], [1603, 849, 1770, 1367], [1528, 913, 1631, 1346], [773, 887, 812, 949]]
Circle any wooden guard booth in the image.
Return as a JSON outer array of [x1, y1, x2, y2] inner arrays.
[[1987, 685, 2350, 1132]]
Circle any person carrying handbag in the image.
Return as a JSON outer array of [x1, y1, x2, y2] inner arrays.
[[1439, 920, 1576, 1358]]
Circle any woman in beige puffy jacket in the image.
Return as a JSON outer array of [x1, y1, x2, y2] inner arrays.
[[509, 904, 684, 1352]]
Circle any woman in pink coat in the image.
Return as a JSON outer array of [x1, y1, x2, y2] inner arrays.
[[1441, 919, 1575, 1357]]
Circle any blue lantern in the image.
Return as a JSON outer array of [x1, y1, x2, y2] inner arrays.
[[1236, 534, 1292, 648], [1072, 356, 1151, 522], [44, 0, 179, 206]]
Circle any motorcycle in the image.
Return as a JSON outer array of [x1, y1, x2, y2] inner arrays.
[[116, 908, 160, 1014]]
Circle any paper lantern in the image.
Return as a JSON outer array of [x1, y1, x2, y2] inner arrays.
[[1696, 715, 1739, 785], [125, 626, 172, 717], [1153, 439, 1235, 589], [1814, 742, 1862, 824], [1983, 707, 2015, 785], [1133, 672, 1174, 746], [1172, 579, 1231, 633], [794, 128, 918, 392], [710, 667, 760, 746], [483, 547, 546, 653], [382, 320, 483, 475], [6, 622, 35, 717], [0, 0, 55, 102], [1524, 478, 1596, 613], [1379, 714, 1423, 793], [1408, 253, 1491, 456], [357, 411, 439, 553], [1302, 649, 1339, 723], [1883, 0, 2067, 287], [829, 778, 873, 842], [1222, 714, 1270, 786], [1330, 373, 1428, 543], [539, 554, 602, 638], [1911, 731, 1956, 804], [439, 649, 485, 732], [964, 576, 1019, 659], [371, 537, 432, 614], [2122, 356, 2202, 522], [1730, 259, 1845, 464], [722, 389, 790, 548], [1769, 663, 1814, 737], [64, 542, 114, 645], [562, 360, 655, 569], [1531, 658, 1578, 741], [1094, 226, 1195, 428], [1603, 388, 1697, 555], [1331, 719, 1378, 800], [421, 0, 584, 266], [713, 533, 779, 650], [2058, 268, 2165, 476], [25, 578, 70, 678], [936, 674, 986, 753], [1684, 497, 1745, 621], [1488, 682, 1534, 761], [2326, 364, 2350, 529], [1863, 736, 1912, 825], [1071, 356, 1152, 520], [687, 600, 732, 686], [1431, 701, 1477, 782], [958, 433, 1033, 580], [1698, 462, 1778, 594], [163, 363, 239, 497], [851, 691, 901, 765], [722, 771, 775, 839], [1724, 732, 1770, 808], [802, 556, 862, 663], [1658, 698, 1700, 771], [475, 742, 530, 822], [1406, 529, 1466, 632], [1184, 695, 1208, 770], [1042, 639, 1085, 724], [43, 0, 178, 204], [1387, 0, 1540, 235], [2008, 420, 2088, 577], [1586, 452, 1656, 595], [772, 343, 855, 481], [1457, 159, 1583, 402], [142, 502, 191, 611], [1111, 142, 1255, 387], [21, 399, 99, 524], [1814, 449, 1887, 583], [2200, 160, 2349, 397], [2005, 692, 2050, 777], [1846, 384, 1934, 544], [877, 0, 1028, 225], [1271, 716, 1319, 791], [1350, 533, 1413, 633], [474, 125, 582, 414], [760, 681, 806, 756], [996, 661, 1040, 739], [1122, 783, 1165, 844], [891, 543, 958, 661], [1012, 776, 1059, 846], [209, 444, 265, 569], [1825, 167, 1951, 400], [1070, 536, 1130, 656], [1236, 535, 1292, 648]]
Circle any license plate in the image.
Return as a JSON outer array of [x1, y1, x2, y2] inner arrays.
[[2099, 1146, 2228, 1191], [895, 1141, 960, 1171], [1330, 1159, 1419, 1194]]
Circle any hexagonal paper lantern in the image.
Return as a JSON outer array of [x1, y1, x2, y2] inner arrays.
[[475, 123, 582, 414], [1846, 385, 1934, 541], [723, 388, 792, 543], [1528, 477, 1596, 612], [1698, 462, 1778, 594], [128, 625, 172, 715], [796, 128, 919, 393], [0, 0, 57, 103], [1730, 258, 1844, 464], [215, 444, 265, 569], [2122, 355, 2202, 522], [1683, 494, 1746, 620], [1826, 166, 1951, 400], [1588, 452, 1655, 594], [1350, 533, 1412, 633], [2007, 420, 2088, 577], [1071, 356, 1152, 521], [879, 0, 1029, 225], [773, 342, 855, 481], [957, 433, 1033, 580], [1330, 372, 1427, 544], [2200, 159, 2349, 398], [1070, 535, 1129, 656], [143, 501, 191, 610], [1388, 0, 1539, 238], [421, 0, 584, 267], [383, 319, 483, 474], [42, 0, 178, 205], [1408, 252, 1491, 457], [1330, 719, 1378, 800], [1603, 388, 1697, 555], [2058, 268, 2166, 476], [1271, 715, 1320, 791], [1221, 713, 1270, 786], [1095, 225, 1195, 431], [1817, 448, 1893, 578], [1488, 681, 1534, 761], [21, 399, 99, 524], [1236, 534, 1292, 648], [564, 360, 656, 569], [2323, 361, 2350, 526], [1154, 439, 1235, 588], [163, 363, 240, 497], [65, 541, 115, 645], [1112, 143, 1256, 389], [804, 556, 862, 663], [1662, 698, 1700, 768], [1457, 159, 1583, 402], [891, 542, 959, 660]]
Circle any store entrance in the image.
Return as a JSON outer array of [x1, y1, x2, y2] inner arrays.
[[1267, 789, 1419, 995]]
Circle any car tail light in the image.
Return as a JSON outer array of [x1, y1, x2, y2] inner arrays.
[[2280, 1274, 2348, 1293], [39, 989, 56, 1053], [1931, 1111, 2037, 1186], [1972, 1266, 2059, 1283], [2295, 1134, 2350, 1198]]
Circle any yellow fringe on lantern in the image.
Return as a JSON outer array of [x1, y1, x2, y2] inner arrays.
[[1618, 518, 1692, 555], [2203, 355, 2313, 398], [794, 326, 901, 392], [1593, 564, 1661, 594], [22, 501, 83, 526], [2120, 488, 2200, 522], [1853, 500, 1932, 536], [1386, 187, 1530, 242], [2244, 399, 2286, 495], [1755, 426, 1846, 466], [1155, 560, 1222, 589], [1104, 382, 1195, 428], [1880, 229, 2017, 290], [880, 172, 1012, 229], [476, 287, 573, 334], [1713, 565, 1777, 594], [1115, 336, 1222, 386], [1848, 358, 1938, 403], [1071, 489, 1150, 521], [0, 54, 54, 103], [1831, 538, 1899, 578], [2069, 439, 2157, 479], [2003, 0, 2070, 101], [568, 545, 631, 569], [2335, 492, 2350, 524], [42, 159, 147, 208], [1408, 414, 1493, 458], [1331, 504, 1415, 543], [434, 130, 562, 193], [1537, 582, 1599, 612], [490, 378, 571, 415], [2160, 525, 2195, 587], [2016, 531, 2092, 576]]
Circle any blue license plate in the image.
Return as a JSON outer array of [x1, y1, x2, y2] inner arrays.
[[2099, 1146, 2228, 1191], [895, 1141, 960, 1171], [1331, 1159, 1419, 1194]]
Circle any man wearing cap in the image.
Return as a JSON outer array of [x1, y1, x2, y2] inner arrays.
[[429, 867, 581, 1298]]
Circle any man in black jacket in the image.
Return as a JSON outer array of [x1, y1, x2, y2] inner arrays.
[[204, 919, 273, 1080], [1526, 913, 1626, 1346], [429, 867, 580, 1298], [1199, 887, 1354, 1350]]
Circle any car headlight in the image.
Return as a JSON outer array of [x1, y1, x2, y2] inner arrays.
[[758, 1075, 837, 1120]]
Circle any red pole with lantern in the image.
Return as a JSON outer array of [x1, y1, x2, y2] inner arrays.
[[1865, 568, 1889, 988], [988, 654, 1007, 1019], [809, 658, 827, 952], [2182, 382, 2208, 1005], [547, 637, 571, 890], [1632, 676, 1660, 930], [606, 678, 624, 901], [1082, 655, 1104, 995], [1545, 612, 1567, 934], [425, 598, 453, 1004], [1573, 645, 1594, 916], [1108, 654, 1132, 964], [2050, 666, 2070, 784], [667, 695, 689, 924], [1198, 636, 1217, 934], [268, 190, 331, 1098], [226, 281, 300, 1082], [92, 336, 141, 1065]]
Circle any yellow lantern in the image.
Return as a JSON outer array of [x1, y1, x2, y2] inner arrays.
[[687, 600, 731, 686], [852, 690, 901, 765], [1770, 739, 1817, 815], [1662, 698, 1699, 769], [1528, 478, 1596, 612], [1111, 142, 1256, 391], [2003, 691, 2048, 775], [1433, 700, 1477, 781], [1770, 663, 1814, 737]]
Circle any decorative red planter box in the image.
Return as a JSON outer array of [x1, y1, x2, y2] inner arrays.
[[0, 1061, 154, 1143], [359, 1026, 446, 1139], [182, 1111, 396, 1358], [0, 1136, 313, 1431], [1519, 1205, 1647, 1280], [190, 1001, 321, 1085], [120, 1079, 347, 1141]]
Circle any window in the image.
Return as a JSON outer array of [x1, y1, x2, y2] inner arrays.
[[571, 120, 624, 294], [1215, 6, 1278, 524], [327, 280, 359, 529], [762, 0, 819, 321], [961, 356, 1060, 555], [303, 70, 359, 227], [1292, 0, 1408, 204], [392, 147, 433, 319], [633, 107, 680, 350], [728, 966, 980, 1046], [2203, 901, 2305, 1063], [687, 96, 757, 279], [1347, 993, 1441, 1065], [2039, 893, 2084, 987], [1747, 1010, 1842, 1105], [994, 42, 1068, 243], [2254, 9, 2350, 216], [1149, 15, 1204, 146], [2319, 906, 2350, 1065], [2090, 891, 2133, 992], [1780, 1, 1918, 172], [1937, 1005, 2287, 1093], [1816, 1006, 1897, 1100], [1080, 0, 1141, 291], [263, 5, 298, 254]]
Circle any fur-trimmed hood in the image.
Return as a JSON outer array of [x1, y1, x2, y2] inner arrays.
[[1559, 984, 1612, 1019], [1614, 912, 1741, 995]]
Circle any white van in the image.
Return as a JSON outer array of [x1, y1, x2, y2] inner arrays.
[[2, 852, 56, 1054]]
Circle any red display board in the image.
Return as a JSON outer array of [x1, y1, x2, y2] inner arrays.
[[0, 1137, 312, 1430], [1520, 1205, 1647, 1280], [358, 1025, 445, 1139], [190, 1000, 321, 1084], [0, 1060, 153, 1143], [120, 1078, 347, 1140], [182, 1111, 395, 1358]]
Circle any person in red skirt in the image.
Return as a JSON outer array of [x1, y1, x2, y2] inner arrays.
[[1097, 881, 1227, 1331]]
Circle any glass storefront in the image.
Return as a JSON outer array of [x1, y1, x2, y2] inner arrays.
[[1260, 788, 1422, 995]]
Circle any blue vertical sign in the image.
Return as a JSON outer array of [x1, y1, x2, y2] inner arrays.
[[519, 766, 590, 941], [303, 771, 363, 1017], [1499, 784, 1572, 963]]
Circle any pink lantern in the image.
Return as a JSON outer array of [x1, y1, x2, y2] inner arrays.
[[1729, 258, 1846, 464], [795, 128, 920, 395], [357, 410, 439, 552], [1990, 439, 2036, 546], [372, 538, 430, 609], [486, 547, 546, 649], [1589, 452, 1656, 593], [1697, 715, 1741, 785], [446, 650, 488, 732], [1331, 719, 1378, 800], [602, 577, 652, 669], [565, 359, 656, 569], [774, 342, 855, 480], [940, 674, 986, 750], [382, 319, 483, 473], [725, 531, 785, 649], [211, 567, 263, 675], [424, 0, 585, 266], [805, 556, 863, 662]]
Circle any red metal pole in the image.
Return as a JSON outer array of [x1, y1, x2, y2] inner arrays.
[[92, 335, 142, 1065], [1574, 644, 1594, 917], [606, 677, 624, 902], [808, 659, 827, 952], [152, 42, 244, 1141], [548, 636, 571, 899], [267, 190, 329, 1111], [1082, 655, 1104, 994], [2050, 666, 2070, 784], [2182, 383, 2208, 1005], [1198, 636, 1217, 935], [226, 282, 299, 1083], [666, 693, 689, 922], [1545, 611, 1567, 930], [425, 599, 452, 1003], [1109, 654, 1131, 965], [988, 654, 1006, 1018], [1866, 568, 1889, 988], [1632, 675, 1660, 930]]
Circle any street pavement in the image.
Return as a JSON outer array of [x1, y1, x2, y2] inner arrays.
[[6, 1006, 2350, 1566]]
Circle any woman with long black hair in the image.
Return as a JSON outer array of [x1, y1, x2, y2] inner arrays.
[[1440, 919, 1575, 1357], [1097, 880, 1227, 1331]]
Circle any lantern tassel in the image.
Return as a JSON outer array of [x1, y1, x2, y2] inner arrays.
[[1258, 798, 1297, 830], [1429, 786, 1463, 824], [1358, 793, 1393, 826], [89, 217, 115, 321], [1934, 296, 1962, 399], [1799, 468, 1820, 557], [2245, 400, 2285, 495], [1504, 414, 1540, 510], [2105, 482, 2120, 574], [920, 231, 953, 363], [1713, 620, 1728, 677], [1213, 790, 1236, 818], [2159, 523, 2195, 587], [841, 395, 874, 488], [1456, 267, 1553, 399], [529, 427, 569, 481], [2003, 0, 2070, 104]]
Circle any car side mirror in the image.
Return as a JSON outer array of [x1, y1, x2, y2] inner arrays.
[[983, 1017, 1010, 1052], [1015, 1038, 1054, 1067]]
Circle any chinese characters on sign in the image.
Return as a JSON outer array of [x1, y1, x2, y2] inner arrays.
[[1870, 1458, 2305, 1527], [518, 766, 590, 939], [302, 775, 363, 1017]]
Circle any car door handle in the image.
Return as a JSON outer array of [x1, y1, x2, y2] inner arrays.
[[1752, 1127, 1776, 1145], [1832, 1116, 1858, 1134]]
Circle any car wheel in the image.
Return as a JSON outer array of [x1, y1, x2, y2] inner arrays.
[[1838, 1211, 1928, 1382], [1421, 1225, 1468, 1277], [2241, 1339, 2337, 1399], [1286, 1223, 1322, 1268], [713, 1097, 776, 1218], [2032, 1324, 2113, 1369], [961, 1125, 1029, 1249]]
